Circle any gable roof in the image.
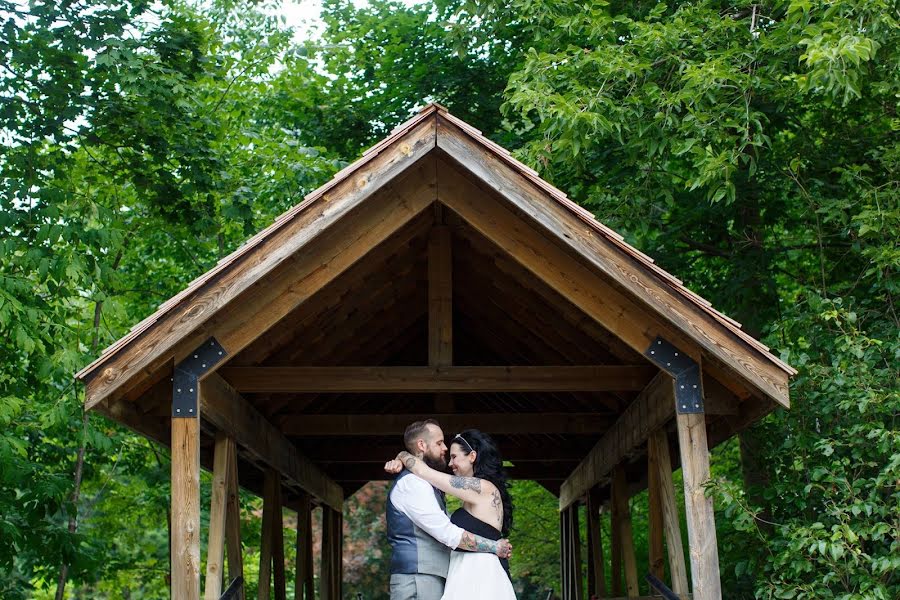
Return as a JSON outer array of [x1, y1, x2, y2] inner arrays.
[[77, 103, 794, 410]]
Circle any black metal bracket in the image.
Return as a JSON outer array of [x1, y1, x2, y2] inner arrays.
[[219, 575, 244, 600], [644, 336, 704, 414], [172, 337, 227, 418], [646, 573, 681, 600]]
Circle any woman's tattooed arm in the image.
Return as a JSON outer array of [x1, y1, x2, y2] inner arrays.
[[457, 532, 512, 558]]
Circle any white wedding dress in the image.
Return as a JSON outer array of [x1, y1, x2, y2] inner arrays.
[[441, 509, 517, 600]]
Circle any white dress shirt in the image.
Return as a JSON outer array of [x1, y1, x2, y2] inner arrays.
[[390, 472, 464, 549]]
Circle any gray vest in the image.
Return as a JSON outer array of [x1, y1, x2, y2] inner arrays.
[[386, 470, 451, 578]]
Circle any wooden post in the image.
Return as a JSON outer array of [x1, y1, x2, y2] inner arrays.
[[205, 433, 234, 599], [559, 504, 583, 600], [677, 412, 722, 599], [429, 223, 454, 413], [610, 488, 622, 597], [224, 441, 244, 599], [586, 490, 606, 599], [647, 435, 665, 581], [650, 429, 689, 597], [259, 468, 286, 600], [294, 494, 314, 600], [321, 506, 343, 600], [612, 465, 640, 597], [172, 417, 201, 600]]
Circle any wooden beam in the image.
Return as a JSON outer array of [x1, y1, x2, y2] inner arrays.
[[220, 365, 656, 393], [171, 417, 201, 600], [199, 374, 343, 511], [204, 433, 234, 600], [436, 119, 790, 406], [613, 466, 640, 597], [280, 412, 612, 436], [83, 143, 437, 410], [560, 373, 675, 509], [300, 441, 587, 463], [677, 412, 722, 599], [649, 429, 689, 597], [320, 507, 342, 600]]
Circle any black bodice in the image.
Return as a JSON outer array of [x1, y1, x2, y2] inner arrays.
[[450, 508, 511, 578]]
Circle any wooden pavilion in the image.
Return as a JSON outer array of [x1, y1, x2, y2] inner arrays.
[[76, 103, 794, 600]]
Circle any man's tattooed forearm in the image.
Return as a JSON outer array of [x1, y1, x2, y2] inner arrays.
[[449, 475, 482, 493]]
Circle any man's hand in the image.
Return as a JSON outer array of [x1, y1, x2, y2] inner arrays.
[[384, 459, 403, 474], [496, 538, 513, 559]]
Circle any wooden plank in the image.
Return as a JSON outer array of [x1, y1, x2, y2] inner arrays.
[[224, 441, 245, 600], [327, 462, 579, 482], [436, 119, 790, 407], [199, 374, 343, 511], [204, 433, 233, 600], [610, 489, 622, 597], [677, 412, 722, 600], [302, 440, 586, 463], [84, 144, 437, 410], [171, 417, 201, 600], [613, 466, 640, 597], [219, 365, 655, 393], [560, 373, 675, 509], [647, 433, 665, 581], [649, 429, 689, 597], [320, 507, 342, 600], [294, 494, 314, 600], [279, 412, 611, 436]]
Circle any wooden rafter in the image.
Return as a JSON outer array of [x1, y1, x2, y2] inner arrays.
[[219, 365, 656, 393]]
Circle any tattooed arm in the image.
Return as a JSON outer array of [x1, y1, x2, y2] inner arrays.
[[457, 532, 513, 558], [393, 451, 493, 505]]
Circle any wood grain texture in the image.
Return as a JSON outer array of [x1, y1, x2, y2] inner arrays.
[[677, 412, 722, 600], [171, 417, 201, 600], [199, 374, 343, 510], [84, 137, 437, 409], [219, 365, 655, 393], [560, 373, 674, 509], [647, 433, 665, 582], [649, 428, 690, 597], [586, 491, 606, 598], [204, 433, 233, 600], [436, 118, 790, 407]]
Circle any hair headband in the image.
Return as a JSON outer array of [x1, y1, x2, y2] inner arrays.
[[454, 433, 474, 454]]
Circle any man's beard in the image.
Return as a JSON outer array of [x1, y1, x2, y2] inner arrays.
[[423, 454, 447, 472]]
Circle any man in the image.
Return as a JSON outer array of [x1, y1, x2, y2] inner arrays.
[[386, 419, 512, 600]]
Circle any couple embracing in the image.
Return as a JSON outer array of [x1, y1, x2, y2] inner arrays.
[[384, 419, 517, 600]]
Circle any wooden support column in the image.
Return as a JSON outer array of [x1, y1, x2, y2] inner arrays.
[[586, 490, 606, 599], [677, 412, 721, 600], [321, 506, 343, 600], [559, 504, 583, 600], [647, 435, 665, 582], [610, 493, 622, 597], [172, 342, 226, 600], [649, 429, 689, 597], [643, 337, 721, 599], [613, 466, 640, 597], [429, 222, 454, 412], [258, 468, 286, 600], [172, 417, 201, 600], [294, 494, 314, 600], [205, 433, 235, 600], [224, 440, 245, 600]]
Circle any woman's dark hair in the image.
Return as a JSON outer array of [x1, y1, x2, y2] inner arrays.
[[453, 429, 513, 535]]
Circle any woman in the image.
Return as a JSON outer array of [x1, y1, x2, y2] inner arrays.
[[385, 429, 517, 600]]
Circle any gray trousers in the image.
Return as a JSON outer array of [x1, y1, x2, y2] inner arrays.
[[389, 573, 446, 600]]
